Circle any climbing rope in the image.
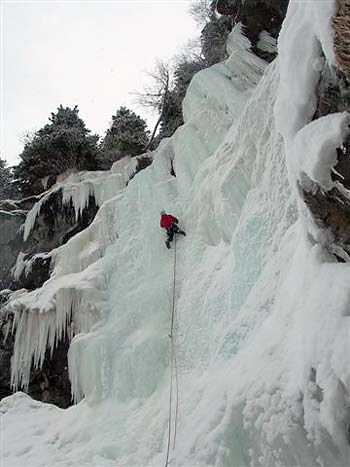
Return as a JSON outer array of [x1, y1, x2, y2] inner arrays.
[[164, 235, 180, 467]]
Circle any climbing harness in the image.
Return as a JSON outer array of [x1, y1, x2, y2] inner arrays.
[[164, 235, 180, 467]]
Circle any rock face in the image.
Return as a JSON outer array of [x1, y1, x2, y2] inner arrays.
[[0, 191, 99, 407], [0, 200, 28, 401], [333, 0, 350, 76], [0, 296, 14, 401], [0, 200, 31, 290], [302, 0, 350, 261], [216, 0, 289, 61], [28, 338, 72, 408]]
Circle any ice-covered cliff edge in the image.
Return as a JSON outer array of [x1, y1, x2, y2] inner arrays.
[[2, 3, 350, 466]]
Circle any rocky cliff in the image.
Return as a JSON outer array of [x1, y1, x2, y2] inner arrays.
[[0, 189, 98, 407], [303, 0, 350, 261], [0, 157, 150, 407], [217, 0, 290, 61]]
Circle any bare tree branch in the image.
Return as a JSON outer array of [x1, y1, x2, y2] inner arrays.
[[131, 59, 173, 149]]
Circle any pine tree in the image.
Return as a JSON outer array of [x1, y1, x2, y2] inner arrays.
[[201, 15, 232, 66], [99, 107, 149, 169], [14, 106, 99, 195], [189, 0, 216, 26], [0, 157, 13, 199]]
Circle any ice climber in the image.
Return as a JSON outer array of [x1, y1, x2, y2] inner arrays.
[[160, 210, 186, 249]]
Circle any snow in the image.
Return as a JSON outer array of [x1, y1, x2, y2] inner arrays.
[[0, 210, 25, 217], [275, 0, 337, 143], [0, 199, 20, 208], [290, 112, 350, 190], [2, 4, 350, 467]]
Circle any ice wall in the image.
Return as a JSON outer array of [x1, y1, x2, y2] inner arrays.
[[2, 5, 350, 467], [6, 159, 136, 389]]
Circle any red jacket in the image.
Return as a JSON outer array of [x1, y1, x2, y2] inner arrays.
[[160, 213, 178, 229]]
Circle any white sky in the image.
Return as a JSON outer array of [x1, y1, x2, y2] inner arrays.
[[1, 0, 199, 165]]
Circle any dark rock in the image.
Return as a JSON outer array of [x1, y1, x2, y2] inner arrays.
[[170, 160, 176, 177], [216, 0, 289, 61], [217, 0, 289, 23], [313, 64, 350, 190], [314, 65, 350, 118], [0, 207, 27, 290], [135, 155, 153, 175], [16, 255, 52, 291], [332, 143, 350, 190], [303, 182, 350, 260], [28, 337, 72, 408], [0, 311, 72, 408], [0, 189, 99, 407], [303, 3, 350, 261], [216, 0, 239, 16], [62, 197, 97, 244], [0, 306, 14, 400], [333, 0, 350, 77], [20, 191, 98, 259], [127, 155, 153, 184], [201, 15, 233, 66]]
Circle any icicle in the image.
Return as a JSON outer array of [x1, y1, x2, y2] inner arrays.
[[8, 283, 103, 390], [7, 172, 124, 391], [22, 160, 136, 241], [23, 190, 58, 241]]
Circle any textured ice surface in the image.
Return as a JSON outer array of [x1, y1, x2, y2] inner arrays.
[[7, 162, 132, 389], [2, 9, 350, 467]]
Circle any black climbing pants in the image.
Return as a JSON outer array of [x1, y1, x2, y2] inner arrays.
[[166, 224, 180, 243]]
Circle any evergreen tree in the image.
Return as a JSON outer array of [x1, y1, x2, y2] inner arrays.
[[189, 0, 233, 66], [99, 107, 149, 169], [189, 0, 216, 26], [201, 15, 232, 65], [14, 106, 99, 195], [156, 90, 183, 141], [0, 157, 13, 199]]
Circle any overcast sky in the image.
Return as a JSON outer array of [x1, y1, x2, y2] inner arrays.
[[1, 0, 199, 165]]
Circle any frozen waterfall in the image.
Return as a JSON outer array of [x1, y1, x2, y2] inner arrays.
[[2, 4, 350, 467]]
